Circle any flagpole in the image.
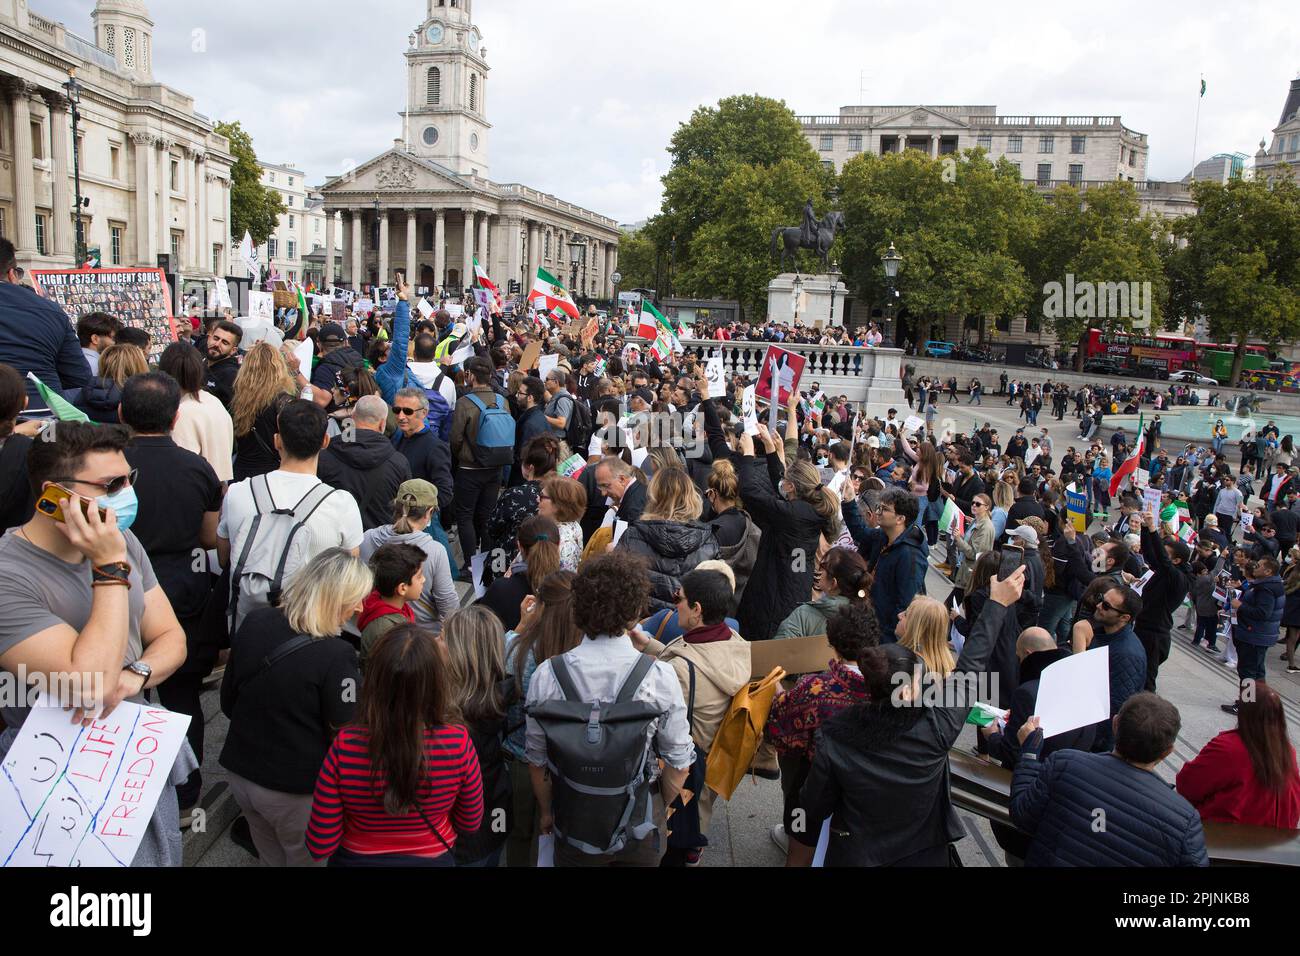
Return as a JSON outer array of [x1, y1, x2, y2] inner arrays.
[[1191, 73, 1204, 181]]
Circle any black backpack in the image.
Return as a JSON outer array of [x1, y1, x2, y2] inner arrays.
[[565, 398, 593, 456]]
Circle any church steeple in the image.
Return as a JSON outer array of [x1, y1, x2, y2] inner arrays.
[[405, 0, 490, 178]]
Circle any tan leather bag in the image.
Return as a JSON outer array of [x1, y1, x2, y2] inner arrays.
[[705, 666, 787, 801]]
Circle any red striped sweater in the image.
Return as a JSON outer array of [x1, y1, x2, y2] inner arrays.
[[306, 724, 484, 860]]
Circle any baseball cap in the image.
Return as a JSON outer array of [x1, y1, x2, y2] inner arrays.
[[397, 479, 439, 511], [319, 322, 347, 343], [1007, 525, 1039, 548], [867, 435, 881, 449], [633, 388, 655, 406]]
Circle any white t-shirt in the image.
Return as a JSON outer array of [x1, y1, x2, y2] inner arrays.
[[218, 469, 364, 559]]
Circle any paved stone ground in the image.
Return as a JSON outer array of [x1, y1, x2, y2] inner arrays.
[[188, 392, 1300, 867]]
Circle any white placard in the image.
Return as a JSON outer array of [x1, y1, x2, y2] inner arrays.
[[1132, 569, 1156, 595], [1143, 487, 1162, 518], [470, 552, 488, 600], [292, 337, 315, 375], [1240, 512, 1255, 533], [903, 415, 925, 435], [417, 298, 435, 319], [1034, 645, 1111, 739], [354, 298, 374, 314], [248, 291, 274, 322], [631, 447, 649, 469], [445, 304, 464, 317], [0, 698, 191, 867], [741, 386, 759, 437], [537, 354, 560, 379], [613, 519, 630, 547], [211, 278, 232, 312], [1024, 448, 1040, 471], [704, 355, 726, 393], [449, 346, 475, 366]]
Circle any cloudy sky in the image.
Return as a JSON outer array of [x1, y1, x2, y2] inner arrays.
[[39, 0, 1300, 223]]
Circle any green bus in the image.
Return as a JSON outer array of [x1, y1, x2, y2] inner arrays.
[[1200, 346, 1269, 383]]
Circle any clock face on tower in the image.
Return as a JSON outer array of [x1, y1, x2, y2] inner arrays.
[[426, 23, 444, 44], [469, 29, 480, 53], [470, 133, 479, 151]]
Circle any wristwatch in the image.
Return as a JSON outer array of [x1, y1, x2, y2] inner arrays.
[[124, 661, 152, 684]]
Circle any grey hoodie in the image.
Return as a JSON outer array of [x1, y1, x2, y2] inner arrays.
[[360, 525, 460, 626]]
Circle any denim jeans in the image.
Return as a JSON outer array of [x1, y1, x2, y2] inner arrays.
[[1038, 593, 1077, 647], [1192, 615, 1218, 648], [1235, 640, 1268, 682]]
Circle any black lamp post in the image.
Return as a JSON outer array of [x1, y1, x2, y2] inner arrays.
[[883, 242, 902, 345], [611, 270, 622, 319], [567, 234, 586, 301], [63, 69, 87, 266], [827, 260, 841, 329]]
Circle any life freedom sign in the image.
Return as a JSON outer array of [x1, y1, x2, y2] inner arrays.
[[0, 699, 190, 867]]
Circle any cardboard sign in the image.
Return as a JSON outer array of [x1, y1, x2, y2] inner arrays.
[[0, 699, 191, 867], [31, 268, 178, 363], [520, 341, 542, 373], [903, 415, 925, 435], [754, 346, 806, 406], [749, 635, 834, 681]]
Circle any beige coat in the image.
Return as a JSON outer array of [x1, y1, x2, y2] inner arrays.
[[953, 516, 996, 591], [644, 632, 751, 752]]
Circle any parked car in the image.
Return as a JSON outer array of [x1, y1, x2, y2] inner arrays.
[[1169, 369, 1219, 386], [1083, 358, 1124, 376], [952, 344, 994, 363], [924, 340, 956, 358]]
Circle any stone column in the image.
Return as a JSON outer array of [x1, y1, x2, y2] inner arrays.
[[477, 214, 490, 275], [156, 138, 172, 266], [7, 81, 38, 255], [197, 157, 209, 273], [189, 150, 203, 269], [378, 210, 390, 284], [505, 217, 522, 292], [340, 212, 350, 283], [223, 176, 232, 274], [131, 132, 155, 263], [350, 210, 363, 287], [461, 211, 475, 289], [434, 210, 446, 288], [527, 221, 540, 283], [44, 93, 74, 259], [405, 210, 418, 285], [325, 211, 337, 288]]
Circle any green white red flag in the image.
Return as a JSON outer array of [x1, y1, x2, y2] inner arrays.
[[528, 267, 580, 321], [940, 497, 966, 538], [1109, 413, 1146, 497], [474, 257, 499, 296]]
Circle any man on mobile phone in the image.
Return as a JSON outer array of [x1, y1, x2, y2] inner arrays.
[[0, 421, 190, 865]]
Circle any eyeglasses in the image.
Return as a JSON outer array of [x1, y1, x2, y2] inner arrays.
[[1101, 600, 1126, 614], [393, 407, 423, 417], [54, 469, 138, 497]]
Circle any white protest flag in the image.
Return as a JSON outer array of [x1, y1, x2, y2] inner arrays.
[[239, 231, 260, 288]]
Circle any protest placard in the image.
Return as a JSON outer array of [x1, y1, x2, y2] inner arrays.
[[0, 698, 191, 867], [249, 290, 274, 323], [704, 355, 726, 394], [1033, 646, 1110, 738], [31, 269, 178, 363], [741, 386, 759, 436], [537, 354, 560, 379], [902, 415, 925, 435], [753, 346, 806, 407], [519, 341, 542, 373]]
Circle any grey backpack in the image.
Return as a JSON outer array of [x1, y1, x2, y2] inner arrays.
[[528, 653, 665, 855], [227, 475, 338, 633]]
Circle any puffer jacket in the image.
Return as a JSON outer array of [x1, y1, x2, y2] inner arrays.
[[643, 629, 750, 752], [1011, 739, 1208, 866], [1089, 622, 1147, 753], [1234, 574, 1285, 646], [774, 595, 850, 640], [618, 519, 720, 613], [317, 428, 412, 530], [872, 524, 929, 644], [75, 376, 125, 424]]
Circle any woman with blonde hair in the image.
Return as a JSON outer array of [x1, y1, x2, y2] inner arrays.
[[441, 606, 512, 867], [77, 343, 149, 423], [230, 341, 298, 482], [619, 464, 720, 612], [539, 473, 587, 570], [704, 458, 759, 606], [990, 477, 1015, 539], [897, 595, 956, 679], [220, 548, 373, 866]]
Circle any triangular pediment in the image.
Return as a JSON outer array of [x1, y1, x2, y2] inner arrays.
[[320, 150, 471, 195], [873, 107, 970, 130]]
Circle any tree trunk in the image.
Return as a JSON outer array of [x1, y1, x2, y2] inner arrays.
[[1229, 335, 1247, 388]]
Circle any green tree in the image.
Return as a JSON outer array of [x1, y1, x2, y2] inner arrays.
[[613, 229, 657, 294], [838, 149, 1040, 343], [1028, 181, 1168, 368], [1173, 176, 1300, 385], [215, 120, 286, 247]]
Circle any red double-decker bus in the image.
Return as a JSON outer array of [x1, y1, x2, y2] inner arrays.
[[1080, 329, 1199, 376]]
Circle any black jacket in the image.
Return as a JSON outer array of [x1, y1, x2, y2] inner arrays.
[[0, 434, 35, 532], [318, 428, 412, 530], [1006, 496, 1045, 532], [204, 355, 240, 408], [1134, 527, 1191, 651], [987, 648, 1096, 770], [945, 471, 986, 516], [794, 601, 1014, 866], [1048, 534, 1094, 601], [75, 376, 125, 424], [619, 519, 720, 613], [392, 426, 454, 517], [310, 345, 364, 392]]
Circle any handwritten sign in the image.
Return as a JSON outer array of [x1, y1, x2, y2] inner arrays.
[[741, 386, 759, 437], [704, 355, 726, 394], [0, 699, 191, 867]]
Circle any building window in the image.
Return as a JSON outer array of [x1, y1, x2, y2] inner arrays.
[[821, 160, 834, 173], [469, 73, 479, 111], [170, 160, 179, 191], [1026, 314, 1043, 334], [288, 240, 296, 260], [422, 222, 434, 251], [123, 27, 135, 69], [1038, 135, 1054, 153], [110, 225, 123, 265], [31, 121, 43, 160], [105, 24, 115, 54], [1037, 163, 1052, 186], [35, 214, 47, 255], [268, 172, 276, 183], [1128, 150, 1136, 167], [288, 176, 294, 186], [170, 232, 181, 261], [976, 133, 992, 151], [288, 214, 295, 229], [1071, 135, 1086, 154], [1120, 146, 1126, 164], [1068, 163, 1084, 185], [213, 245, 222, 274], [287, 196, 294, 207], [1008, 134, 1022, 154], [0, 207, 5, 239], [267, 238, 278, 258], [427, 67, 441, 105], [819, 134, 833, 151], [1010, 162, 1021, 176], [544, 233, 550, 258], [848, 134, 862, 152]]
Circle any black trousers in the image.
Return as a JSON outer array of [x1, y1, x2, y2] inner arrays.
[[453, 467, 502, 567], [779, 751, 812, 837]]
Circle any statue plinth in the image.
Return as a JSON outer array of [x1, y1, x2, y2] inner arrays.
[[768, 274, 849, 328]]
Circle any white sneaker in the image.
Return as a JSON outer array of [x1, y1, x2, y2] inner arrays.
[[770, 824, 789, 854]]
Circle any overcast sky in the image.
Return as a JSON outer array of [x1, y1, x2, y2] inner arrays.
[[39, 0, 1300, 223]]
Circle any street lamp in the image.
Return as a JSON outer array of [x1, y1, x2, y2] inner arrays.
[[567, 235, 586, 301], [827, 260, 841, 329], [882, 242, 902, 346], [791, 274, 804, 324], [611, 270, 622, 319], [63, 69, 87, 267]]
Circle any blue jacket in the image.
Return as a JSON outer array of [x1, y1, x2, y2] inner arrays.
[[871, 523, 929, 644], [1089, 621, 1146, 752], [0, 282, 91, 412], [1011, 736, 1208, 867], [375, 300, 426, 405], [1234, 575, 1284, 647]]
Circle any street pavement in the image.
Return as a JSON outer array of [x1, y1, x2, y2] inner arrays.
[[189, 389, 1300, 867]]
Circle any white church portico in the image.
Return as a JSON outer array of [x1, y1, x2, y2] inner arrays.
[[320, 0, 619, 297]]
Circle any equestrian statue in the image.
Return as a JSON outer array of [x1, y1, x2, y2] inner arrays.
[[772, 201, 846, 272]]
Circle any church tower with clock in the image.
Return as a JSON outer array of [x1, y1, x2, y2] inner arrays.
[[405, 0, 490, 178]]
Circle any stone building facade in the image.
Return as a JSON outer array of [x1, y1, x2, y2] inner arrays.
[[1254, 77, 1300, 185]]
